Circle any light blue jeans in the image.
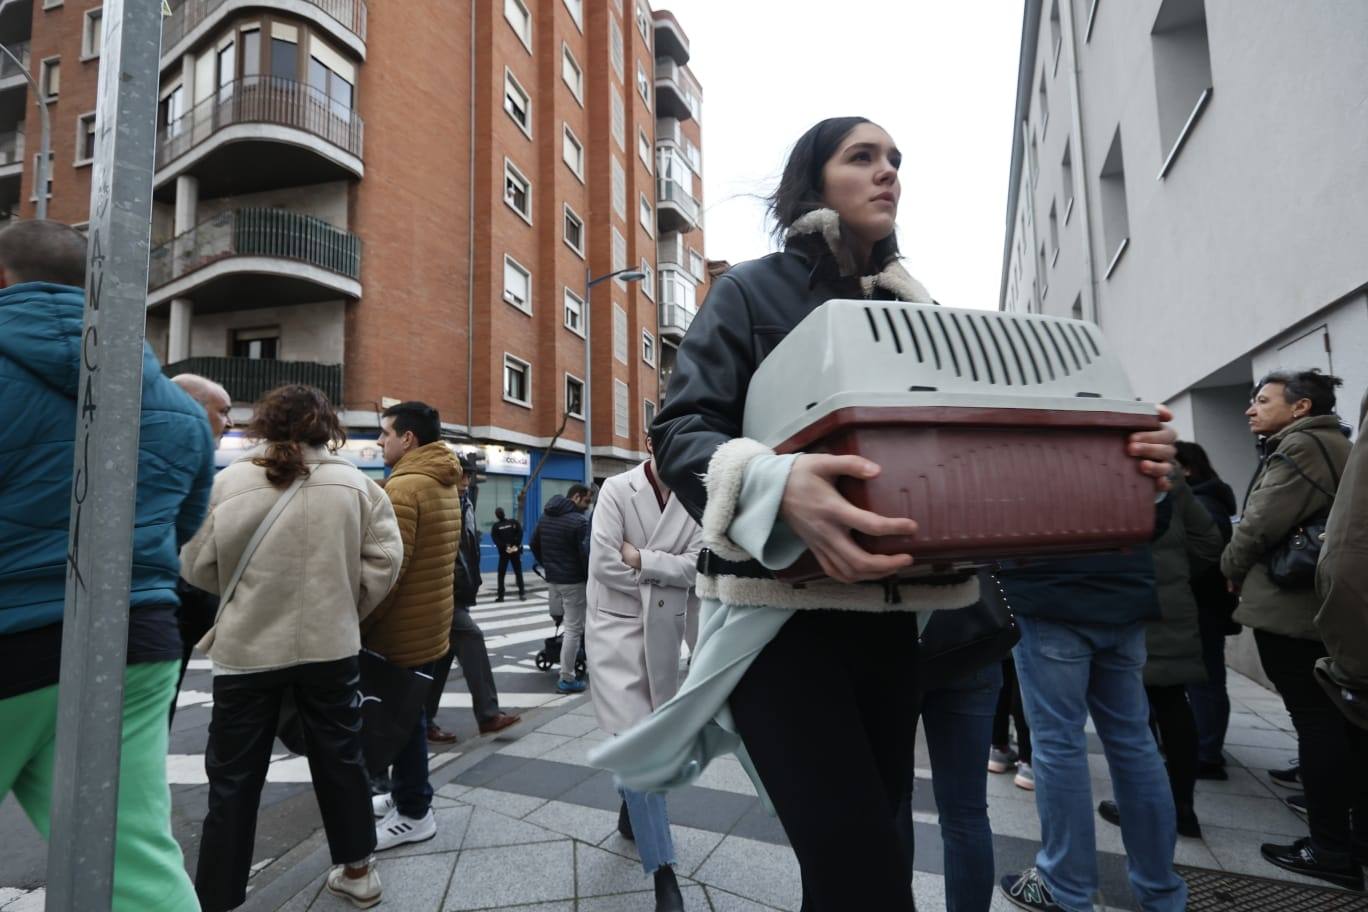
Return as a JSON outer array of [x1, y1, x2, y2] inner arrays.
[[1013, 616, 1187, 912], [620, 787, 676, 875]]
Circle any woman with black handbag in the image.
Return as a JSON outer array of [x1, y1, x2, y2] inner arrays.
[[181, 385, 403, 911], [1220, 369, 1362, 889]]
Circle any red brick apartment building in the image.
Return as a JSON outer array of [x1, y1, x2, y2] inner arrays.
[[0, 0, 710, 517]]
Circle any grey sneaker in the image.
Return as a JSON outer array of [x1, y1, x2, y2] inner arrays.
[[988, 745, 1019, 773], [1000, 867, 1063, 911], [1014, 761, 1035, 791]]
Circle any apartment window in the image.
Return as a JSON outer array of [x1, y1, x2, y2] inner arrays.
[[1048, 200, 1059, 264], [643, 399, 656, 431], [216, 39, 237, 103], [242, 27, 260, 79], [82, 7, 102, 59], [503, 355, 531, 406], [1049, 0, 1062, 66], [611, 157, 626, 219], [613, 379, 630, 439], [612, 227, 627, 278], [563, 288, 584, 335], [635, 3, 651, 42], [1038, 68, 1049, 133], [563, 205, 585, 257], [1071, 294, 1083, 321], [39, 57, 59, 99], [504, 0, 532, 52], [504, 69, 531, 136], [43, 0, 62, 7], [30, 152, 52, 200], [1061, 142, 1075, 223], [638, 194, 653, 236], [563, 0, 583, 29], [308, 46, 354, 122], [555, 126, 582, 182], [270, 32, 297, 78], [640, 258, 654, 300], [609, 18, 624, 80], [638, 128, 652, 172], [232, 327, 279, 360], [610, 88, 625, 150], [642, 330, 655, 366], [1099, 127, 1130, 276], [1151, 0, 1213, 178], [75, 112, 96, 164], [613, 304, 628, 364], [503, 255, 531, 312], [684, 138, 701, 172], [503, 160, 532, 223], [1037, 243, 1048, 296], [561, 44, 583, 103], [1084, 0, 1101, 41], [1029, 130, 1038, 185], [635, 60, 650, 109], [688, 249, 705, 281], [565, 374, 584, 419], [160, 85, 185, 135]]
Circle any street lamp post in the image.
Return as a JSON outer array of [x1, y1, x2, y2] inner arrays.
[[0, 42, 50, 220], [583, 266, 646, 489]]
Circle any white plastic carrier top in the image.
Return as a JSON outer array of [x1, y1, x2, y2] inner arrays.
[[743, 300, 1152, 448]]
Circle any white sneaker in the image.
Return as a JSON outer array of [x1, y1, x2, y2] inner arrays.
[[1014, 761, 1035, 791], [371, 793, 394, 819], [326, 862, 383, 909], [375, 808, 437, 852]]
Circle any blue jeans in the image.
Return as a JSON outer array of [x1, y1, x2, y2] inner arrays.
[[920, 661, 1001, 912], [1013, 616, 1186, 912], [619, 787, 676, 874]]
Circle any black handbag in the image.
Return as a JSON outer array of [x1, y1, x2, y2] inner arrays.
[[1265, 432, 1340, 590], [277, 649, 433, 773], [918, 569, 1020, 691]]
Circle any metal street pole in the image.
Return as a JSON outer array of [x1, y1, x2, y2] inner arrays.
[[0, 42, 50, 219], [46, 2, 163, 909], [582, 267, 645, 489]]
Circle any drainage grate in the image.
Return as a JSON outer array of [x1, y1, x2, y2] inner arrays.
[[1178, 866, 1368, 910]]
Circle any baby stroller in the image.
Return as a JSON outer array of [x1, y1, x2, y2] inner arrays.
[[531, 563, 587, 677]]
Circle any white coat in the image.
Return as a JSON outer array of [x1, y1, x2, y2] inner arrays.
[[586, 461, 702, 734]]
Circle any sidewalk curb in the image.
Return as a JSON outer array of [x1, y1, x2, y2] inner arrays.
[[239, 691, 591, 912]]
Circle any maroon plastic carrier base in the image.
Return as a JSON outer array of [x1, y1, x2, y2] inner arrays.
[[772, 405, 1161, 584]]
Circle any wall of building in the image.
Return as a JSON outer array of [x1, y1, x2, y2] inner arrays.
[[188, 299, 345, 363]]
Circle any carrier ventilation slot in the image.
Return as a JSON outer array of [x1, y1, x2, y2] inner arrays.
[[863, 308, 881, 343], [1050, 321, 1084, 371], [899, 310, 925, 362], [932, 311, 962, 377], [949, 313, 979, 381], [982, 316, 1021, 386], [881, 309, 904, 354], [1067, 322, 1099, 360], [1034, 320, 1072, 377], [962, 314, 996, 384], [1008, 319, 1045, 383], [917, 311, 942, 369]]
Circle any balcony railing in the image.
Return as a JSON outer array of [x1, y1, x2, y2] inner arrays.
[[157, 76, 363, 171], [163, 356, 343, 406], [0, 127, 23, 166], [0, 40, 30, 80], [656, 231, 686, 269], [148, 207, 362, 291], [162, 0, 366, 50], [656, 176, 699, 222]]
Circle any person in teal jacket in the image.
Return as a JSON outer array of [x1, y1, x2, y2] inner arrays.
[[0, 219, 215, 911]]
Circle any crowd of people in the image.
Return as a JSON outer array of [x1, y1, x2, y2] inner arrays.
[[0, 112, 1365, 912]]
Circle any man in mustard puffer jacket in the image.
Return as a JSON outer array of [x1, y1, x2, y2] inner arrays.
[[365, 401, 461, 852]]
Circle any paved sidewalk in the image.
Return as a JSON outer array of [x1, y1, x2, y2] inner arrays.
[[247, 666, 1366, 912]]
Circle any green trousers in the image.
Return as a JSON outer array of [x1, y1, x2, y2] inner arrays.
[[0, 660, 199, 911]]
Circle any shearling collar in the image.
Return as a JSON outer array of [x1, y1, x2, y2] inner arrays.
[[784, 208, 932, 304]]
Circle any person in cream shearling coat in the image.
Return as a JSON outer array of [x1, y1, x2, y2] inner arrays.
[[586, 446, 701, 912]]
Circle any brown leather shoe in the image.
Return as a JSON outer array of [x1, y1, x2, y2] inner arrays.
[[426, 723, 459, 745], [478, 712, 522, 735]]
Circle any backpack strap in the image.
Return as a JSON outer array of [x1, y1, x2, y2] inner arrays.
[[210, 474, 307, 628]]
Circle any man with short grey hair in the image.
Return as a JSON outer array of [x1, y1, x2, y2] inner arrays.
[[171, 373, 233, 441]]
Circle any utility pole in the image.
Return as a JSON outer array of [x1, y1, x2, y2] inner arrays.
[[582, 267, 645, 489], [46, 2, 163, 909]]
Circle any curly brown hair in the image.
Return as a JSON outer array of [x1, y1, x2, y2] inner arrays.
[[245, 385, 347, 486]]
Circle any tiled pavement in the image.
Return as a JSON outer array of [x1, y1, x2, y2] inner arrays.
[[251, 662, 1363, 911]]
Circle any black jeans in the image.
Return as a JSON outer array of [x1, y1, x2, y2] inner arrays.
[[497, 552, 525, 599], [1145, 684, 1198, 810], [991, 656, 1032, 764], [426, 602, 500, 725], [730, 610, 919, 912], [196, 657, 375, 912], [1186, 607, 1231, 766], [1255, 630, 1368, 859]]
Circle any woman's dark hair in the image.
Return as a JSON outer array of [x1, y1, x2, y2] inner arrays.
[[1174, 441, 1218, 484], [766, 116, 900, 269], [246, 384, 346, 486], [1254, 368, 1343, 417]]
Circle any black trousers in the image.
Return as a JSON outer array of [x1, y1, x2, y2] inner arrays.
[[730, 610, 919, 912], [426, 602, 500, 725], [1255, 630, 1368, 859], [497, 552, 525, 599], [991, 655, 1032, 764], [195, 657, 375, 912], [1145, 684, 1199, 809]]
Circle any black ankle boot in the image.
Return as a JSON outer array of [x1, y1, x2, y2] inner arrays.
[[618, 800, 634, 841], [1261, 838, 1365, 891], [654, 865, 685, 911], [1175, 803, 1202, 839]]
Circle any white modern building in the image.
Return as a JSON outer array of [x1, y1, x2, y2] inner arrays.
[[1001, 0, 1368, 681], [1001, 0, 1368, 500]]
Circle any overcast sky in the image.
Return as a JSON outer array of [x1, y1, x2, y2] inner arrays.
[[658, 1, 1024, 310]]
